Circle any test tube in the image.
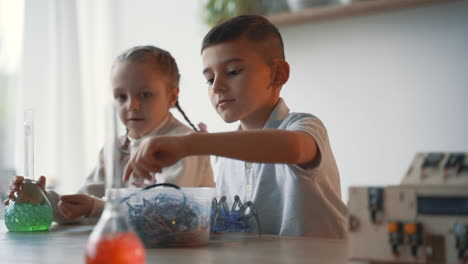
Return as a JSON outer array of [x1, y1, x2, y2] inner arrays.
[[104, 103, 124, 201], [24, 110, 34, 180]]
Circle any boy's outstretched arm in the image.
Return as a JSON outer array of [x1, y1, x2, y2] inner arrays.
[[188, 129, 317, 164], [123, 129, 317, 182]]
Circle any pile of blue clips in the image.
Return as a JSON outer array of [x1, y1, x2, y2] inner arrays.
[[120, 183, 209, 247]]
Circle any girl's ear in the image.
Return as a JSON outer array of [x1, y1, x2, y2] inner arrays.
[[169, 86, 179, 108], [271, 58, 290, 90]]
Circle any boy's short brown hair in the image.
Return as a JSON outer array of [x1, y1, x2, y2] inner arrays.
[[201, 15, 285, 62]]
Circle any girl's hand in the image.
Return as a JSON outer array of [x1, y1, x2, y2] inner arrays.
[[58, 194, 94, 220], [123, 136, 185, 182], [4, 175, 46, 205]]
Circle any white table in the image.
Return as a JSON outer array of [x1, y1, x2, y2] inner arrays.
[[0, 219, 349, 264]]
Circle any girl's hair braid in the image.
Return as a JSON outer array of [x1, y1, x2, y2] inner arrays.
[[115, 45, 198, 132], [175, 101, 198, 132]]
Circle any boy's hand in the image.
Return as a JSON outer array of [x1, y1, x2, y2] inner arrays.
[[123, 136, 185, 182], [4, 175, 46, 205], [58, 194, 94, 220]]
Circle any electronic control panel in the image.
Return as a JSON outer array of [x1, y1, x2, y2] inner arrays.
[[348, 152, 468, 264]]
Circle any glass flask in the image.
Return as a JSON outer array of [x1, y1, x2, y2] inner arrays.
[[4, 110, 54, 231], [85, 103, 145, 264], [85, 190, 145, 264]]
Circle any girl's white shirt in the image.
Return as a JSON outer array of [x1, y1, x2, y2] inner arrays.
[[46, 113, 214, 224]]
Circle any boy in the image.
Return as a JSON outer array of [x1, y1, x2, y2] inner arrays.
[[124, 15, 347, 238]]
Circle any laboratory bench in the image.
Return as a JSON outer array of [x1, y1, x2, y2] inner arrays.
[[0, 219, 349, 264]]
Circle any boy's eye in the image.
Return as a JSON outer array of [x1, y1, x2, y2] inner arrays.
[[228, 69, 242, 76]]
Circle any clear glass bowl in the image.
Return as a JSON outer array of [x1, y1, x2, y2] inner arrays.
[[119, 184, 215, 248]]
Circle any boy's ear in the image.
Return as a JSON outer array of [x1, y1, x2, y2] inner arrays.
[[271, 58, 290, 89]]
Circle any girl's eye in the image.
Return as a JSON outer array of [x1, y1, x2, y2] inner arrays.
[[140, 92, 152, 98], [115, 94, 127, 102], [206, 78, 214, 85]]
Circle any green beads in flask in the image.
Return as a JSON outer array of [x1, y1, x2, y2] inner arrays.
[[4, 179, 54, 231], [4, 110, 53, 231]]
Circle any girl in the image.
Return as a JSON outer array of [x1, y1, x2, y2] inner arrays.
[[5, 46, 215, 224]]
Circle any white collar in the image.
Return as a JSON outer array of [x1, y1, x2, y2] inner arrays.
[[264, 98, 290, 129], [237, 98, 289, 131]]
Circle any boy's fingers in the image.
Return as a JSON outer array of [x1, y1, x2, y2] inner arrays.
[[123, 145, 162, 182], [133, 166, 153, 181], [139, 159, 161, 176], [131, 180, 145, 188]]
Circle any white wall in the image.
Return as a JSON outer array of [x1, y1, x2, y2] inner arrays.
[[15, 0, 468, 201], [279, 1, 468, 200], [115, 0, 468, 201], [115, 0, 238, 133]]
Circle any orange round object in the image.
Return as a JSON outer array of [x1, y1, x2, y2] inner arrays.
[[387, 222, 399, 233], [85, 232, 145, 264], [404, 223, 418, 235]]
